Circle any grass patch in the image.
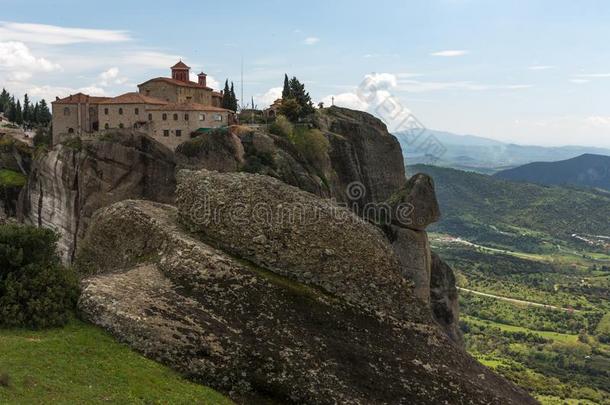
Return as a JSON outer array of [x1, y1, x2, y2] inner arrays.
[[0, 170, 26, 188], [463, 315, 579, 343], [0, 319, 232, 404]]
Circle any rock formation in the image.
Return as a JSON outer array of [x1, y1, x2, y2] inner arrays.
[[21, 132, 175, 262], [431, 252, 463, 345], [76, 189, 535, 404]]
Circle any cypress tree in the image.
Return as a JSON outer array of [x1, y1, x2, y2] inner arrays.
[[38, 99, 51, 125], [7, 96, 17, 123], [33, 102, 40, 125], [222, 80, 231, 109], [23, 94, 30, 124], [230, 82, 238, 111], [15, 100, 23, 125], [282, 74, 291, 99], [0, 89, 9, 113]]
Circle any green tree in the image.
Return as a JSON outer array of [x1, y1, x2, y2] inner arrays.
[[282, 74, 291, 99], [37, 99, 52, 125], [278, 98, 301, 122], [229, 82, 238, 111], [222, 80, 231, 109], [0, 224, 78, 328], [0, 88, 9, 113], [15, 99, 23, 125], [7, 96, 17, 123], [23, 93, 31, 124]]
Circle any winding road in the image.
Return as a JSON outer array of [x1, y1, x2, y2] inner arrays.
[[457, 287, 579, 312]]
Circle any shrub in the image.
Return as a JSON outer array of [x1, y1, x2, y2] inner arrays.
[[269, 115, 294, 139], [292, 127, 330, 174], [0, 224, 78, 328], [33, 127, 52, 148], [0, 372, 10, 387]]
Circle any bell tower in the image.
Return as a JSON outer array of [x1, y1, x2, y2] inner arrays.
[[171, 60, 190, 83]]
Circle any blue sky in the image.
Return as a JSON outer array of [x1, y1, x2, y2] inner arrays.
[[1, 0, 610, 147]]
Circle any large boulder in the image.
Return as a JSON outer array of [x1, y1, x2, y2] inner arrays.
[[431, 252, 463, 345], [176, 169, 418, 321], [386, 173, 441, 231], [22, 132, 175, 262], [76, 199, 535, 404]]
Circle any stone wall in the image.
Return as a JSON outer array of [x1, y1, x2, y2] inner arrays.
[[138, 80, 213, 104]]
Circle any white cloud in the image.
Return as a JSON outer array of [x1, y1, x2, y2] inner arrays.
[[0, 21, 130, 45], [303, 37, 320, 45], [25, 84, 106, 101], [430, 50, 468, 57], [8, 71, 32, 81], [99, 67, 128, 87], [396, 79, 531, 92], [0, 41, 61, 71], [256, 87, 282, 107], [584, 116, 610, 127], [570, 78, 590, 84], [188, 72, 220, 89], [528, 65, 555, 70], [320, 92, 368, 110]]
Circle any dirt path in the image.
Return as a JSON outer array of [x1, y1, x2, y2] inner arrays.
[[457, 287, 579, 312]]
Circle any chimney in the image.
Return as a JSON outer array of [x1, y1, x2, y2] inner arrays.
[[198, 72, 207, 87]]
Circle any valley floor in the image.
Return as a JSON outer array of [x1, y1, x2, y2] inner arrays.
[[0, 319, 232, 404], [431, 233, 610, 404]]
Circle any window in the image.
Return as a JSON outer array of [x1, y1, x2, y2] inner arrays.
[[68, 127, 74, 134], [148, 113, 152, 121], [173, 113, 178, 121], [163, 130, 170, 137], [133, 123, 138, 129], [199, 113, 205, 121], [119, 123, 124, 129], [104, 108, 109, 115], [119, 108, 123, 115], [135, 108, 139, 115], [214, 114, 223, 122], [162, 113, 167, 121], [146, 90, 150, 95], [63, 107, 70, 116], [176, 129, 182, 137], [186, 96, 192, 101], [104, 123, 109, 129], [184, 113, 189, 121]]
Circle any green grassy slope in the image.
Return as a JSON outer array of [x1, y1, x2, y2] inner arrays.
[[409, 164, 610, 252], [0, 320, 232, 405]]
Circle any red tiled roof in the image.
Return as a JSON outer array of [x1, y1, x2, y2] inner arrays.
[[212, 91, 222, 98], [52, 93, 111, 104], [138, 77, 213, 90], [147, 102, 232, 112], [99, 92, 167, 105], [171, 60, 190, 69]]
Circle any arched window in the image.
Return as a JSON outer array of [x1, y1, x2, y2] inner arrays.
[[184, 113, 189, 121], [162, 113, 167, 121], [148, 113, 152, 121], [134, 108, 139, 115], [104, 123, 109, 129], [68, 127, 74, 134], [118, 108, 123, 115], [119, 123, 124, 129], [173, 113, 178, 121], [63, 107, 70, 116]]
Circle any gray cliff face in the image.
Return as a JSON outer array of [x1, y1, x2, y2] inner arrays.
[[431, 252, 463, 346], [76, 195, 535, 405], [0, 135, 31, 219], [22, 133, 175, 262]]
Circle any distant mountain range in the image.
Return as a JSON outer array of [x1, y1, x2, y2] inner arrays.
[[395, 129, 610, 174], [494, 153, 610, 191], [407, 164, 610, 250]]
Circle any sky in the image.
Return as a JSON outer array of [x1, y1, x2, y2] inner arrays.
[[1, 0, 610, 147]]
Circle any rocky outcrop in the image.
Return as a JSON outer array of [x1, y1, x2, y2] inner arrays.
[[387, 226, 432, 302], [176, 169, 420, 321], [76, 198, 535, 404], [22, 132, 175, 262], [431, 252, 463, 345], [0, 135, 32, 219], [386, 173, 441, 231]]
